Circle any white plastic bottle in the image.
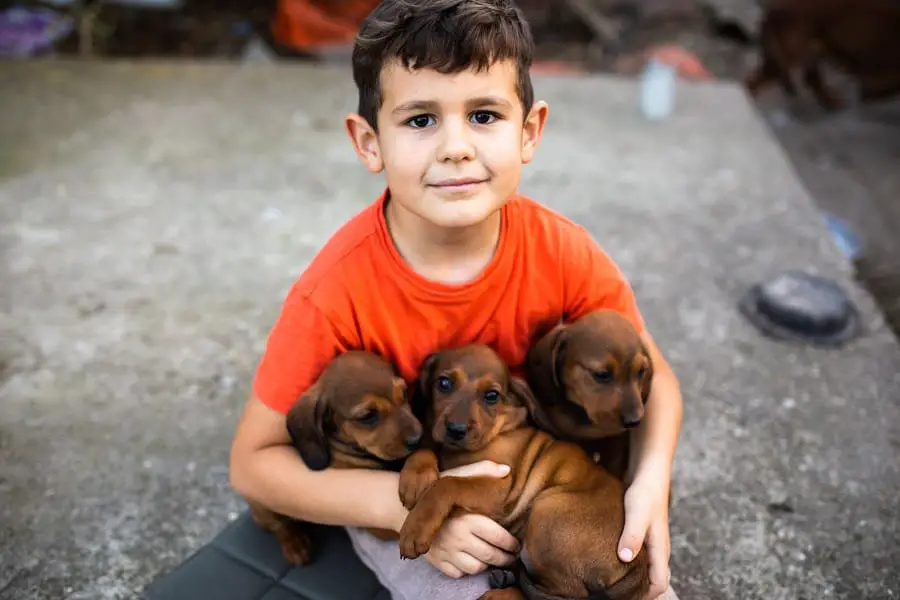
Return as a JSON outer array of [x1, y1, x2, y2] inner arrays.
[[639, 58, 677, 121]]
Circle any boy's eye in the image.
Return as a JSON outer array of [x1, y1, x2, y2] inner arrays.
[[407, 114, 435, 129], [436, 376, 453, 393], [357, 409, 380, 426], [470, 111, 498, 125], [483, 390, 500, 405]]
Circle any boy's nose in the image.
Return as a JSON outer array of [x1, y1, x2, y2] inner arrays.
[[436, 119, 475, 162]]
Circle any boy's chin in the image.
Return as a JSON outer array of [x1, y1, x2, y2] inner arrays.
[[420, 192, 507, 229]]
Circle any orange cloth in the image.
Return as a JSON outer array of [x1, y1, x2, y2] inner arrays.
[[254, 190, 645, 415], [271, 0, 379, 52]]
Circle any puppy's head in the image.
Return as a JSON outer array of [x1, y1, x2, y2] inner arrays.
[[415, 344, 530, 452], [286, 351, 423, 470], [525, 309, 654, 440]]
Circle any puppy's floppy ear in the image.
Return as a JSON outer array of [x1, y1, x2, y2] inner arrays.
[[639, 342, 655, 404], [286, 382, 332, 471], [526, 324, 568, 397], [509, 375, 555, 433], [415, 353, 440, 399], [412, 353, 440, 425]]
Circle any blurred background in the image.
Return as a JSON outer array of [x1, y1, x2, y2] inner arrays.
[[3, 0, 898, 335]]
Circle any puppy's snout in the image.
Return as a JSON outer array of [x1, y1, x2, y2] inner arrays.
[[405, 429, 423, 449], [445, 421, 468, 441]]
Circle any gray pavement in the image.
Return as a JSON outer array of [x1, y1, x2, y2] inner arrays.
[[1, 60, 898, 600]]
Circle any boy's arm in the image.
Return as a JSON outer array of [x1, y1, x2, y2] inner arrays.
[[563, 227, 683, 599], [619, 331, 682, 600]]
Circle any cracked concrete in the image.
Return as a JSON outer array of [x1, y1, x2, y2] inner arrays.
[[0, 60, 898, 600]]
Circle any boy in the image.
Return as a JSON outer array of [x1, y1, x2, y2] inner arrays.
[[229, 1, 683, 598]]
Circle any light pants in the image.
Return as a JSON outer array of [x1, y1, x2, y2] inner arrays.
[[346, 527, 680, 600]]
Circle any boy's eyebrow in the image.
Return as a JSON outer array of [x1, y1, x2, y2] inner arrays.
[[392, 100, 438, 114], [392, 96, 514, 114], [468, 96, 514, 109]]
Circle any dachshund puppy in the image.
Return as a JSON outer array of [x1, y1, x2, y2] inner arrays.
[[250, 350, 423, 565], [524, 309, 653, 480], [745, 0, 900, 110], [397, 344, 650, 600]]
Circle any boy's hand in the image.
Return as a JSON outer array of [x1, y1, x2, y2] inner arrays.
[[618, 473, 671, 599], [423, 461, 519, 578]]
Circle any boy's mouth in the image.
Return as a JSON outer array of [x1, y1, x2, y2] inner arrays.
[[429, 177, 489, 190]]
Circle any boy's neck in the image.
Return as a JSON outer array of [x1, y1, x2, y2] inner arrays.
[[384, 197, 502, 285]]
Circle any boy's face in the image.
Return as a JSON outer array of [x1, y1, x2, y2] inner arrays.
[[346, 59, 548, 229]]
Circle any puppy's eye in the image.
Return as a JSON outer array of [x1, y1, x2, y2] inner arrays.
[[357, 410, 380, 426], [592, 370, 613, 384], [636, 366, 648, 379], [483, 390, 500, 405], [436, 376, 453, 393]]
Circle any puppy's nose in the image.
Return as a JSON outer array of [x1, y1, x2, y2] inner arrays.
[[445, 421, 468, 441], [621, 416, 642, 429], [405, 430, 423, 449]]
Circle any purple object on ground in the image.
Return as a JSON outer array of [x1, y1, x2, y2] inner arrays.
[[0, 6, 74, 57]]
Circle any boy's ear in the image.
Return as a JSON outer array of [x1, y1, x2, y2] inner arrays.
[[520, 100, 549, 164], [345, 113, 384, 173]]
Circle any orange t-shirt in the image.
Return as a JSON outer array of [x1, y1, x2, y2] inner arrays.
[[254, 190, 645, 415]]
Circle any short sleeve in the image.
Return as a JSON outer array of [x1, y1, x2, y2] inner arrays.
[[562, 226, 646, 334], [252, 288, 349, 415]]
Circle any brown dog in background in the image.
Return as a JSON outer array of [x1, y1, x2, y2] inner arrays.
[[524, 309, 654, 481], [745, 0, 900, 109], [249, 350, 423, 565], [397, 344, 650, 600]]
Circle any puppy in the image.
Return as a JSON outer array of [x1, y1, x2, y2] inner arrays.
[[524, 309, 653, 480], [745, 0, 900, 109], [250, 350, 423, 565], [397, 344, 650, 600]]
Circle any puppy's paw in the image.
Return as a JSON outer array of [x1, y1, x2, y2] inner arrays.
[[399, 466, 439, 510], [397, 505, 443, 560]]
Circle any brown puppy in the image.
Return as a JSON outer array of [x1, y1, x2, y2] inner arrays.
[[745, 0, 900, 110], [250, 350, 423, 565], [398, 344, 650, 600], [524, 309, 653, 480]]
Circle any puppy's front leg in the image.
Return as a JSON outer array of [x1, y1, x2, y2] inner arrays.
[[398, 476, 511, 559], [399, 448, 439, 510]]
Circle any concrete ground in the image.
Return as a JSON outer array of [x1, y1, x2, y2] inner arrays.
[[1, 61, 899, 600]]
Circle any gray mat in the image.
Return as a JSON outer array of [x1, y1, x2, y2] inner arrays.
[[144, 511, 390, 600]]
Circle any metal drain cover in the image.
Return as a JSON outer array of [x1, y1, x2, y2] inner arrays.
[[739, 271, 863, 346]]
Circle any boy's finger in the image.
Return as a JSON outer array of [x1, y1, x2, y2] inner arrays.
[[454, 552, 490, 575], [435, 560, 463, 579], [617, 503, 650, 562], [441, 460, 510, 479], [467, 514, 520, 553], [462, 536, 516, 567]]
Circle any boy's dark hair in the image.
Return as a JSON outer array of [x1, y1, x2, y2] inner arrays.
[[352, 0, 535, 130]]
